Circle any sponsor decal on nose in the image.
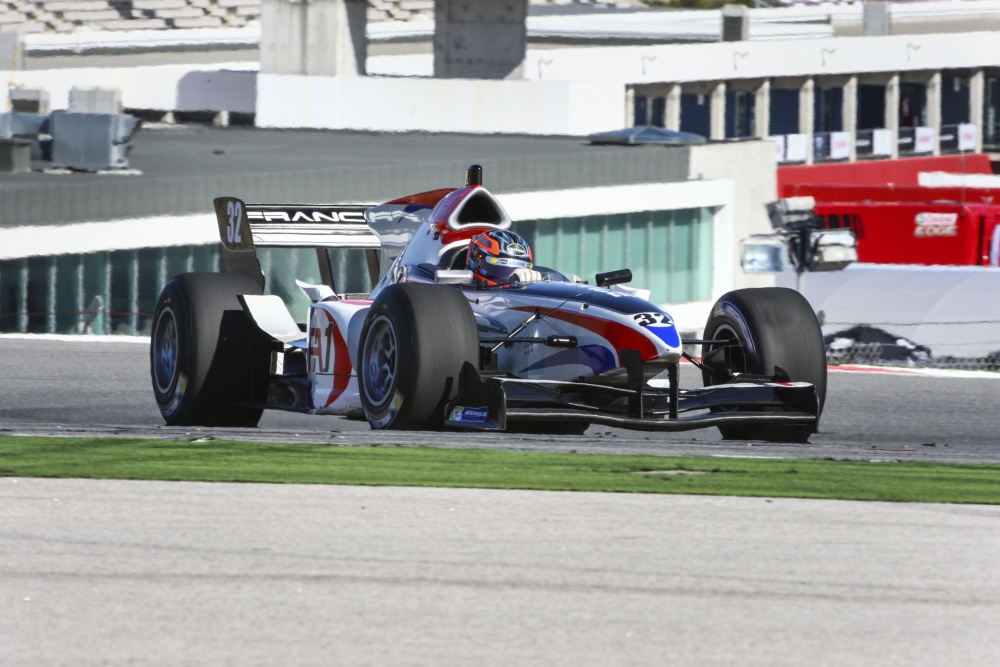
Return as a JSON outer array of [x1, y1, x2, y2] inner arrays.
[[449, 406, 489, 423]]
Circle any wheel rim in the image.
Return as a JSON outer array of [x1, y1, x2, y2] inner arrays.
[[362, 315, 398, 408], [152, 307, 179, 394], [709, 323, 746, 377]]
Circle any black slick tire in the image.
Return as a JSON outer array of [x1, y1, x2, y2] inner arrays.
[[702, 287, 826, 443], [150, 272, 270, 427], [358, 283, 479, 430]]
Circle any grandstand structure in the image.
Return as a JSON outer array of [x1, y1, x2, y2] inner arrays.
[[0, 0, 260, 32], [0, 0, 625, 34]]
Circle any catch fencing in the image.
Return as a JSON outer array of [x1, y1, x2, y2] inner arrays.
[[827, 342, 1000, 372]]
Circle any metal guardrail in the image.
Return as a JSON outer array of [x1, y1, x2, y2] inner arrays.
[[774, 124, 978, 163]]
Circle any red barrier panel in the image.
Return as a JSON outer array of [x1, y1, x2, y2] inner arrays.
[[778, 154, 993, 196]]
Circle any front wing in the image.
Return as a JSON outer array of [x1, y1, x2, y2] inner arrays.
[[444, 363, 820, 432]]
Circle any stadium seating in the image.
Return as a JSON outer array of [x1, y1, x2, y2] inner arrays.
[[0, 0, 620, 36], [0, 0, 257, 32]]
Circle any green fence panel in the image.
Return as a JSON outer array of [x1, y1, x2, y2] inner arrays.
[[0, 205, 713, 335], [514, 207, 713, 304]]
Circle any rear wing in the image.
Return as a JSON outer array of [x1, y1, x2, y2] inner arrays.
[[213, 197, 379, 289], [244, 203, 379, 248]]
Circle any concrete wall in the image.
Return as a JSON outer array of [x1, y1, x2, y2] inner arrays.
[[255, 73, 625, 135], [260, 0, 366, 77], [687, 140, 779, 292], [1, 64, 257, 113], [433, 0, 526, 80], [777, 263, 1000, 357]]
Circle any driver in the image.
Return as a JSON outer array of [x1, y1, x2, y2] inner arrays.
[[466, 229, 543, 286]]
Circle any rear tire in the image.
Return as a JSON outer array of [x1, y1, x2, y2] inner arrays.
[[358, 283, 479, 430], [702, 287, 826, 443], [150, 272, 270, 427]]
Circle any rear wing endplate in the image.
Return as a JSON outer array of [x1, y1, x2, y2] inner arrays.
[[213, 197, 380, 289], [214, 196, 264, 292]]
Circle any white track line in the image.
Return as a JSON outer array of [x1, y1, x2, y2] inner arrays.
[[830, 364, 1000, 379], [0, 333, 150, 344]]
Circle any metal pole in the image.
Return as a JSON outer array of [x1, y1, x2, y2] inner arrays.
[[795, 227, 810, 293]]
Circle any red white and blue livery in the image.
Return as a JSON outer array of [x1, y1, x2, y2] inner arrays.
[[150, 165, 827, 441]]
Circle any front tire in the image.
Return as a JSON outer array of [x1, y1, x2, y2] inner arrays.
[[702, 287, 826, 443], [150, 272, 270, 427], [358, 283, 479, 430]]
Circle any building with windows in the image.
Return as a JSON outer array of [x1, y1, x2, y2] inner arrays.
[[620, 31, 995, 163], [3, 1, 1000, 335], [0, 128, 777, 335]]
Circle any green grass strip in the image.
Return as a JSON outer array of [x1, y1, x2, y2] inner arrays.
[[1, 435, 999, 504]]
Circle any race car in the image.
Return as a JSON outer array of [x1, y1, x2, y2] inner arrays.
[[150, 165, 826, 441]]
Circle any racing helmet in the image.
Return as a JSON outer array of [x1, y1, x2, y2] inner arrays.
[[466, 229, 534, 285]]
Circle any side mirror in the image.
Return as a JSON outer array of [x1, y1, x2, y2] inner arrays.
[[595, 269, 632, 287]]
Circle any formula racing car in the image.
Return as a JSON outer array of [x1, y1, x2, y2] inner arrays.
[[150, 165, 826, 441]]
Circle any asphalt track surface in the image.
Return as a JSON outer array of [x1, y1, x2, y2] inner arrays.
[[4, 478, 999, 667], [2, 336, 1000, 666], [0, 336, 998, 462]]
